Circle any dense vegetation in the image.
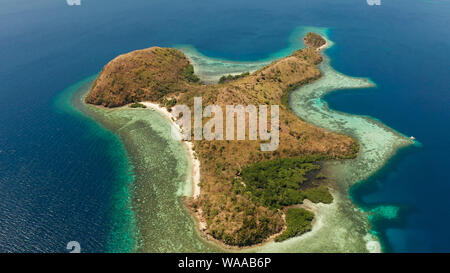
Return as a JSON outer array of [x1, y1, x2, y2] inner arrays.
[[240, 155, 333, 210], [233, 155, 333, 243], [304, 185, 333, 204], [184, 64, 200, 83], [86, 34, 360, 248], [218, 71, 250, 84], [275, 208, 314, 242]]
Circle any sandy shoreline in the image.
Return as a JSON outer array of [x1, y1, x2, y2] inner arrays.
[[134, 101, 293, 250], [316, 41, 328, 51], [138, 102, 214, 247], [140, 102, 201, 199], [173, 32, 327, 202], [314, 35, 329, 51], [139, 34, 341, 251], [316, 36, 380, 253], [126, 33, 383, 252], [68, 26, 403, 252]]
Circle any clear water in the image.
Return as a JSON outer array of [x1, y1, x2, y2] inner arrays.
[[69, 85, 221, 252], [0, 0, 448, 252]]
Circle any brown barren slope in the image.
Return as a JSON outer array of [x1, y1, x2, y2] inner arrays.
[[304, 32, 327, 48], [86, 34, 358, 247]]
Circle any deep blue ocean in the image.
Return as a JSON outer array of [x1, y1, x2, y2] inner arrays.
[[0, 0, 448, 252]]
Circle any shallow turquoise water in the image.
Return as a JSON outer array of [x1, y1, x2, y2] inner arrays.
[[62, 29, 413, 252], [176, 26, 328, 83], [1, 0, 448, 252], [54, 77, 138, 252]]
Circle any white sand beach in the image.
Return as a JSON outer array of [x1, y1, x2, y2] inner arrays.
[[140, 102, 201, 199]]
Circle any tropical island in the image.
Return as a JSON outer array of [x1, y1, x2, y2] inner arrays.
[[85, 33, 360, 247]]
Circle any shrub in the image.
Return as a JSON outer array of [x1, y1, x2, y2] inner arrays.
[[129, 102, 146, 108], [304, 185, 333, 204], [218, 72, 250, 84], [184, 64, 200, 83], [275, 208, 314, 242], [240, 155, 327, 209]]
